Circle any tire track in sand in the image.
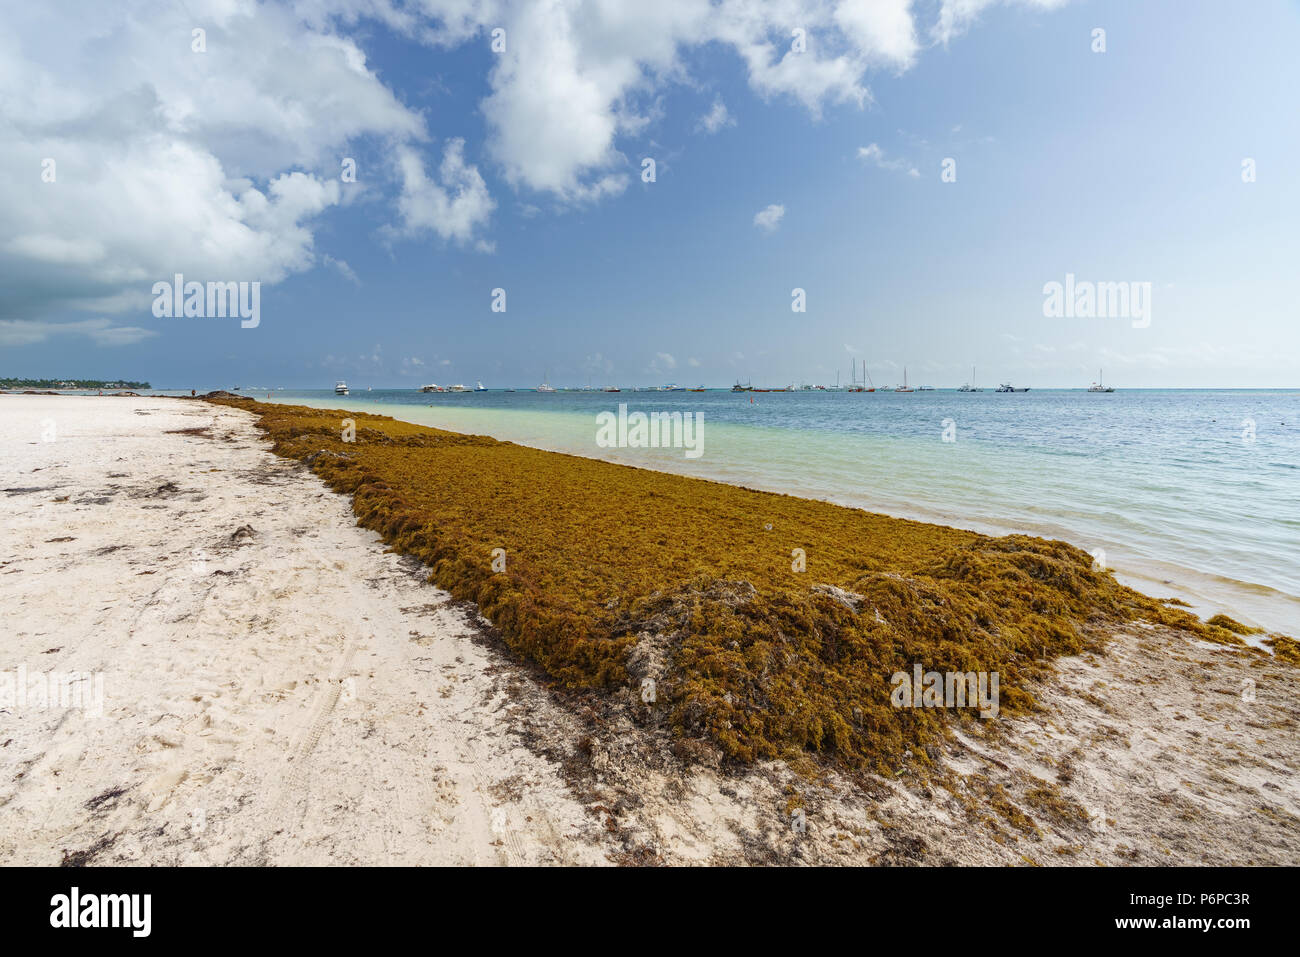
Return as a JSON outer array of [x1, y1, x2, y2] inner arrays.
[[266, 635, 359, 833]]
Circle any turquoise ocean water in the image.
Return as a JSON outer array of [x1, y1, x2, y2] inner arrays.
[[248, 388, 1299, 636]]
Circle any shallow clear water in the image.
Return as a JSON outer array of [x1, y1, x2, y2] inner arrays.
[[251, 388, 1300, 634]]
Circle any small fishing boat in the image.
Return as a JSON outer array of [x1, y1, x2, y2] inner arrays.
[[689, 386, 706, 392], [604, 386, 621, 392], [334, 380, 349, 395], [474, 381, 488, 392], [996, 382, 1029, 393]]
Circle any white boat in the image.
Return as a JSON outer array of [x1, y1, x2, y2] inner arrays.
[[447, 383, 468, 392], [996, 382, 1029, 393], [1087, 369, 1115, 393], [957, 366, 983, 392], [420, 383, 443, 393], [334, 380, 349, 395], [474, 381, 487, 392], [894, 367, 915, 393]]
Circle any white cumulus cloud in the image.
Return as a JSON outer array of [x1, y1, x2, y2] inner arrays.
[[696, 97, 736, 134], [754, 203, 786, 232], [857, 142, 919, 177], [390, 140, 496, 244], [933, 0, 1070, 46], [0, 0, 486, 341]]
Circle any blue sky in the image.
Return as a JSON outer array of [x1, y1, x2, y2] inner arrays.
[[3, 0, 1299, 388]]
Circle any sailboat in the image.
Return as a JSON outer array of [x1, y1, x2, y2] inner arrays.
[[1087, 369, 1115, 393], [894, 366, 914, 393], [849, 359, 875, 392], [536, 370, 556, 393], [957, 366, 983, 392]]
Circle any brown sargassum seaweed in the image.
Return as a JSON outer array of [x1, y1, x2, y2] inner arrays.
[[208, 398, 1284, 772]]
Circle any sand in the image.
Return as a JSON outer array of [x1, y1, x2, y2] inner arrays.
[[2, 394, 1295, 865], [0, 396, 609, 865]]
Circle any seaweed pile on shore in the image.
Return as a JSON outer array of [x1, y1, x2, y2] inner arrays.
[[208, 398, 1272, 772]]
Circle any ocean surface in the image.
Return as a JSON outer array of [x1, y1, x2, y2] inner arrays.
[[242, 388, 1299, 635]]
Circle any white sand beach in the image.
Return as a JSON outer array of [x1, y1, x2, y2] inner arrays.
[[2, 395, 1296, 866], [0, 395, 610, 865]]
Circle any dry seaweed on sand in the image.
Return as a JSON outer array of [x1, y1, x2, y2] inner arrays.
[[207, 398, 1287, 773]]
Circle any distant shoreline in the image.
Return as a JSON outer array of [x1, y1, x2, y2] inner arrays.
[[7, 385, 1300, 394]]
